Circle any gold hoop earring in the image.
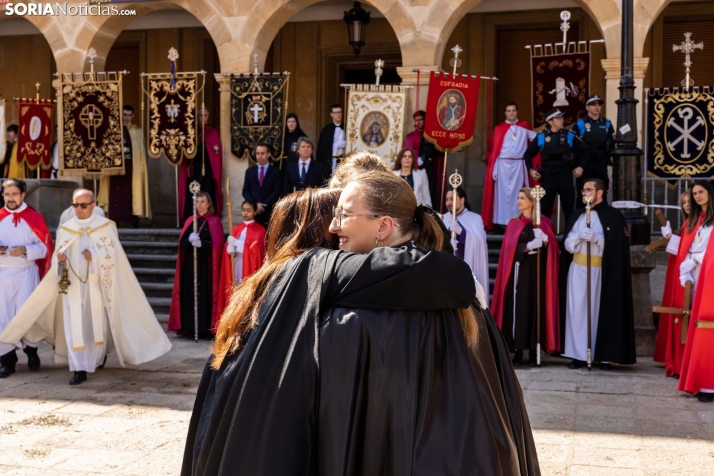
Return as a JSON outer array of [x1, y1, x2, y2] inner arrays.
[[375, 237, 384, 247]]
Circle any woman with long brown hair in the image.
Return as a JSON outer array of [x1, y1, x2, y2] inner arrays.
[[182, 177, 539, 475]]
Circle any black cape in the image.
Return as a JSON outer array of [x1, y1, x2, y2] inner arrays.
[[182, 246, 539, 475], [316, 122, 343, 166], [558, 202, 636, 364]]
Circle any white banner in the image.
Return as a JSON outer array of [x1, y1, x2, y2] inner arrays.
[[344, 85, 407, 168]]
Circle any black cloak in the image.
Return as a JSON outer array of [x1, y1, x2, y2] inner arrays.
[[316, 122, 343, 166], [182, 245, 540, 475], [558, 202, 636, 364]]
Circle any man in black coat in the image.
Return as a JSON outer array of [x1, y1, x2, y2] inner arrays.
[[316, 104, 345, 176], [242, 143, 282, 228], [283, 137, 328, 195]]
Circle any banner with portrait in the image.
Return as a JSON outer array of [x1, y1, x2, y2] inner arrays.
[[531, 51, 589, 128], [0, 100, 5, 159], [230, 74, 289, 162], [146, 73, 199, 166], [423, 71, 481, 153], [17, 99, 54, 170], [58, 73, 125, 177], [645, 87, 714, 179], [344, 84, 407, 168]]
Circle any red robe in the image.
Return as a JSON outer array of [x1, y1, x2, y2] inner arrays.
[[0, 205, 53, 280], [482, 121, 540, 230], [657, 216, 702, 377], [491, 215, 560, 353], [179, 124, 223, 218], [678, 222, 714, 394], [168, 213, 225, 333], [216, 222, 267, 320]]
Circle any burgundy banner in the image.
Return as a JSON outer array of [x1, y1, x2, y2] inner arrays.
[[17, 100, 54, 170], [531, 52, 590, 128]]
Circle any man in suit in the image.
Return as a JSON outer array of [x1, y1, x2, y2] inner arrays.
[[283, 137, 328, 195], [242, 143, 282, 228], [316, 104, 345, 176]]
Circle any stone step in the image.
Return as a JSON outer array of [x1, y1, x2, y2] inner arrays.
[[122, 241, 178, 255], [148, 296, 172, 314], [118, 228, 182, 243], [133, 267, 176, 276], [127, 254, 177, 269], [155, 313, 168, 323], [140, 282, 174, 298]]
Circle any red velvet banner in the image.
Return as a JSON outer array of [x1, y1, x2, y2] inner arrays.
[[531, 52, 590, 128], [423, 71, 481, 153], [17, 100, 54, 170]]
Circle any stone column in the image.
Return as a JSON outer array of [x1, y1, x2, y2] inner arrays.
[[215, 74, 248, 229], [630, 245, 657, 356], [601, 57, 650, 148]]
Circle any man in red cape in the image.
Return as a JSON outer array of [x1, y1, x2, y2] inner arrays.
[[491, 214, 560, 354], [168, 196, 225, 335], [179, 108, 223, 220], [482, 102, 540, 230], [216, 201, 266, 319], [678, 226, 714, 402], [0, 178, 54, 377]]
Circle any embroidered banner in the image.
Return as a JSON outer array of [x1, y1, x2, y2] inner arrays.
[[645, 87, 714, 179], [147, 74, 198, 166], [59, 74, 124, 177], [531, 52, 590, 128], [423, 71, 481, 153], [0, 100, 5, 159], [344, 85, 407, 168], [17, 99, 54, 170], [230, 74, 289, 162]]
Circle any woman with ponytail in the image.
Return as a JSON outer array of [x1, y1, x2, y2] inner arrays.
[[183, 175, 539, 476]]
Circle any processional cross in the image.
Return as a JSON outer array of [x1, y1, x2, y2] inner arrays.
[[374, 59, 384, 86], [673, 32, 704, 90], [449, 45, 463, 75], [80, 104, 103, 140]]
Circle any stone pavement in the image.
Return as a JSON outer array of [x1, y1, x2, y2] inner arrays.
[[1, 334, 713, 475]]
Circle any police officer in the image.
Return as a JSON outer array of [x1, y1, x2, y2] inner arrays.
[[524, 108, 588, 223], [574, 94, 615, 206]]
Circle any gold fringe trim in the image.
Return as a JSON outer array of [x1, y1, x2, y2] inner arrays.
[[95, 341, 105, 345], [73, 346, 85, 351]]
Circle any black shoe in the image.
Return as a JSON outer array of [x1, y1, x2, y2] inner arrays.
[[698, 393, 714, 403], [529, 351, 538, 367], [97, 356, 107, 369], [512, 350, 523, 366], [673, 374, 680, 380], [69, 371, 87, 385], [24, 347, 40, 371], [568, 359, 586, 369], [599, 363, 612, 371], [0, 365, 15, 378]]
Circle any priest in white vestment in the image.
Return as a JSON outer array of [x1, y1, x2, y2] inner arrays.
[[58, 197, 105, 227], [563, 186, 605, 367], [443, 187, 490, 306], [0, 189, 171, 385]]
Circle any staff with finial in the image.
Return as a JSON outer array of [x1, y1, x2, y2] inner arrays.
[[189, 180, 201, 342], [226, 177, 235, 283], [584, 192, 594, 370], [449, 169, 463, 253], [531, 185, 546, 367], [440, 45, 464, 212]]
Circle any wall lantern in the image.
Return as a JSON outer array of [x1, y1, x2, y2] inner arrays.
[[343, 2, 371, 57]]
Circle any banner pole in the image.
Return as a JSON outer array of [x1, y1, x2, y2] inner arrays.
[[175, 164, 180, 228], [440, 151, 449, 212]]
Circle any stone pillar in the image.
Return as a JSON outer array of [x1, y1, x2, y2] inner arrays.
[[630, 245, 657, 356], [215, 74, 248, 230], [601, 57, 650, 148]]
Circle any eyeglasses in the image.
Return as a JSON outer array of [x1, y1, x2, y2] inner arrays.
[[71, 201, 95, 209], [581, 188, 596, 194], [332, 206, 380, 227], [2, 192, 21, 198]]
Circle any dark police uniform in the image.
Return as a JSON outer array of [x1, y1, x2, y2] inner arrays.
[[573, 115, 615, 201], [523, 128, 589, 223]]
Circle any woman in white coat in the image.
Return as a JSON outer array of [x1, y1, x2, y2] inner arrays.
[[393, 148, 432, 206]]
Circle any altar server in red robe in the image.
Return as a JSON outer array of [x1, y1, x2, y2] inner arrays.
[[482, 102, 538, 230], [216, 200, 266, 319], [491, 188, 560, 366], [169, 192, 225, 337], [653, 191, 689, 373]]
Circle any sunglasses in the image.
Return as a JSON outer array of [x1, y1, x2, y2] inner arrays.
[[71, 201, 95, 209]]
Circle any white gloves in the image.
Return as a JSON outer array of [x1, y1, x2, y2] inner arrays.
[[680, 272, 694, 288], [450, 238, 459, 252], [533, 228, 548, 241], [526, 238, 543, 250], [226, 236, 245, 254], [578, 228, 596, 243], [661, 221, 673, 239], [418, 156, 424, 167], [227, 236, 239, 247], [188, 232, 202, 248], [475, 278, 488, 310], [450, 219, 463, 235], [680, 258, 697, 275]]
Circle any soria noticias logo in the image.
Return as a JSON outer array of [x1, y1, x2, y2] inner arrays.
[[1, 1, 137, 16]]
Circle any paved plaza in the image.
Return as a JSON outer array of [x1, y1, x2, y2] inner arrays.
[[0, 330, 713, 475]]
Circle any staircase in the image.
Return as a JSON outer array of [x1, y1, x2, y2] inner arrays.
[[119, 228, 181, 323], [486, 234, 504, 299]]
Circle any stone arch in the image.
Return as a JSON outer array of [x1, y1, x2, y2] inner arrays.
[[241, 0, 418, 71], [633, 0, 673, 58]]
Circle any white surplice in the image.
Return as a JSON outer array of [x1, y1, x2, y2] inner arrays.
[[227, 221, 251, 284], [685, 224, 712, 291], [442, 208, 490, 306], [492, 121, 536, 225], [563, 211, 605, 362], [0, 203, 47, 356]]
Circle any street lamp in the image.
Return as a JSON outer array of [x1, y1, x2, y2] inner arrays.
[[344, 1, 371, 57]]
